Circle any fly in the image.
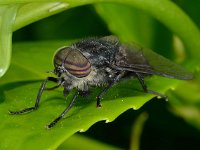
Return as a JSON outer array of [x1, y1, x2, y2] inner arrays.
[[9, 36, 193, 128]]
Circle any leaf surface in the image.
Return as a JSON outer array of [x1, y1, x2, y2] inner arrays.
[[0, 41, 181, 149]]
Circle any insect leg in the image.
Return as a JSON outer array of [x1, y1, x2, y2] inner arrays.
[[44, 84, 60, 91], [44, 77, 60, 90], [9, 77, 58, 115], [46, 91, 79, 129], [135, 73, 167, 99], [96, 71, 125, 108], [63, 87, 69, 97]]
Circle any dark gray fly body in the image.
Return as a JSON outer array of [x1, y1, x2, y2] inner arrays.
[[9, 36, 193, 128]]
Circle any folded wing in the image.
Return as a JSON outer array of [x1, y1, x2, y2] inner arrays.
[[115, 43, 193, 80]]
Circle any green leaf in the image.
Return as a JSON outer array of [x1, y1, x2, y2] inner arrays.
[[13, 2, 71, 31], [0, 41, 182, 149], [0, 5, 19, 77], [57, 134, 120, 150]]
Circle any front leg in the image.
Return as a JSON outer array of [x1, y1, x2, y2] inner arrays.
[[46, 91, 79, 129], [96, 71, 125, 108], [9, 77, 59, 115]]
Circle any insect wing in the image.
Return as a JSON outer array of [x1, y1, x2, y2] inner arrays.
[[115, 44, 154, 74], [115, 43, 193, 80], [142, 46, 193, 80]]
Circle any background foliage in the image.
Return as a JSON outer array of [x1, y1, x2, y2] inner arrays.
[[0, 0, 200, 149]]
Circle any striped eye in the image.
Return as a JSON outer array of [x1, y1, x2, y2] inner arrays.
[[54, 47, 91, 78]]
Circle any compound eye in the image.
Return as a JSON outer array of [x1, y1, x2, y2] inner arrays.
[[54, 47, 69, 67], [64, 48, 91, 78], [54, 46, 91, 78]]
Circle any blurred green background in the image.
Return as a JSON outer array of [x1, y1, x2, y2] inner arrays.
[[8, 0, 200, 149]]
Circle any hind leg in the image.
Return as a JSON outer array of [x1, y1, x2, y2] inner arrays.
[[135, 73, 168, 100]]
